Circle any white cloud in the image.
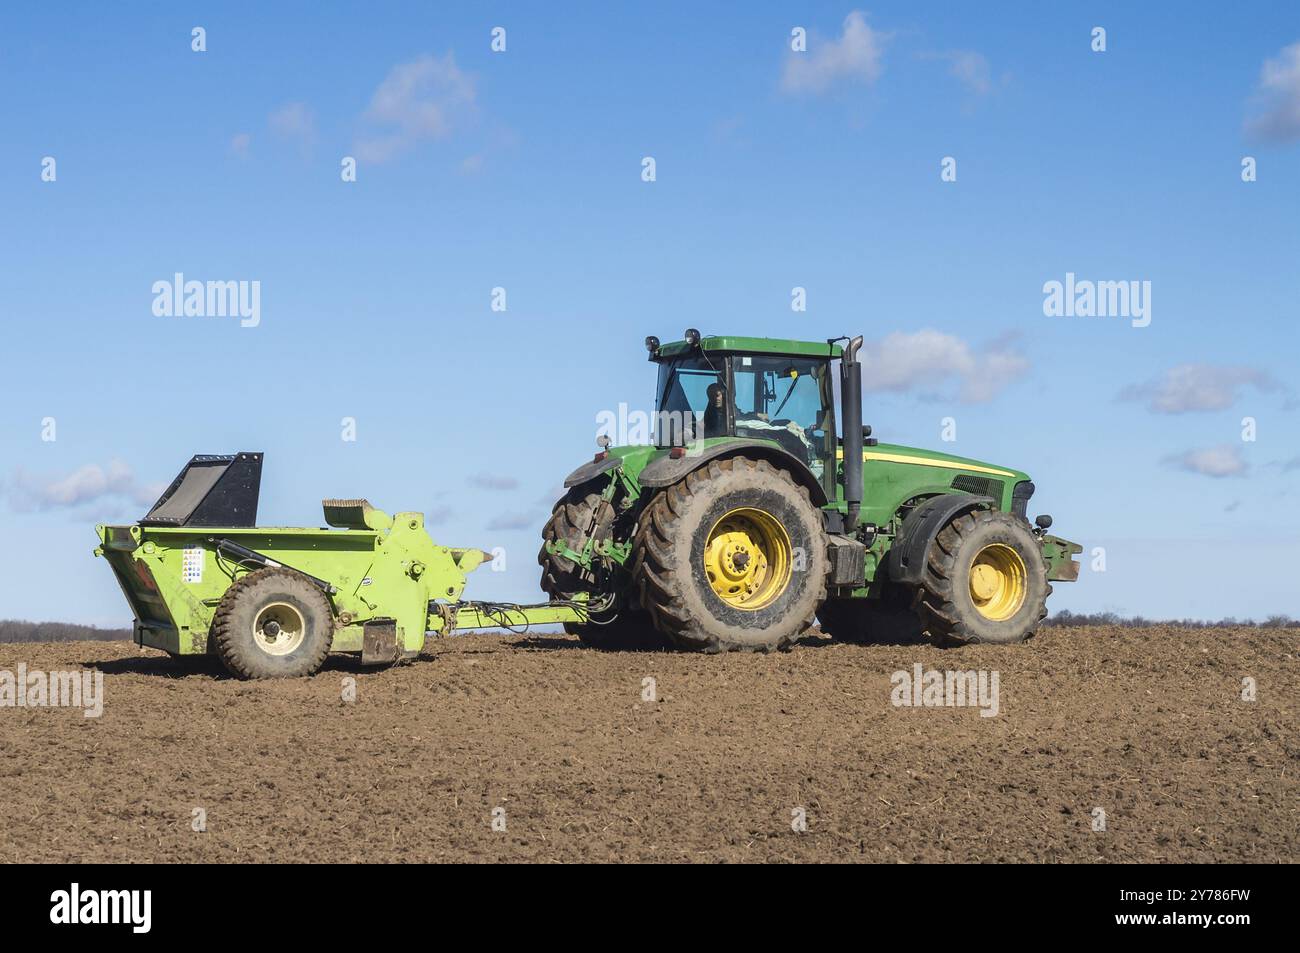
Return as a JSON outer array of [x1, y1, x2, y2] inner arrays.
[[1119, 364, 1280, 414], [1163, 445, 1248, 479], [6, 461, 164, 512], [229, 132, 252, 157], [1245, 41, 1300, 142], [355, 53, 476, 163], [927, 50, 994, 96], [269, 102, 316, 151], [860, 329, 1028, 403], [782, 11, 888, 94]]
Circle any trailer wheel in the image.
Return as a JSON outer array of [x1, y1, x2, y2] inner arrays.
[[915, 509, 1049, 647], [212, 568, 334, 678], [633, 456, 827, 653]]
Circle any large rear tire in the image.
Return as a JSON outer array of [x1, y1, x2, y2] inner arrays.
[[538, 486, 665, 650], [915, 509, 1049, 646], [633, 456, 828, 653], [211, 568, 334, 679]]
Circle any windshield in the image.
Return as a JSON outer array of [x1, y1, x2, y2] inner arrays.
[[654, 354, 723, 445], [732, 356, 828, 433], [732, 355, 835, 481]]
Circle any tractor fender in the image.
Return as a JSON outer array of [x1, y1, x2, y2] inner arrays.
[[562, 455, 623, 488], [887, 492, 994, 586], [637, 440, 828, 507]]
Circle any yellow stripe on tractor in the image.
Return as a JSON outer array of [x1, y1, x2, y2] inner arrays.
[[835, 448, 1016, 478]]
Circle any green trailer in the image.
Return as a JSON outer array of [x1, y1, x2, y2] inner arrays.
[[95, 453, 589, 678]]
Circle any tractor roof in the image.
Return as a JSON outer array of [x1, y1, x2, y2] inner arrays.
[[653, 335, 843, 360]]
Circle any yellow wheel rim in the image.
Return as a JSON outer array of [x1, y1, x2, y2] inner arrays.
[[968, 544, 1027, 621], [252, 602, 306, 656], [702, 507, 793, 610]]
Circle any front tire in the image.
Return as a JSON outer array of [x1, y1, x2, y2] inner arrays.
[[915, 509, 1049, 646], [211, 568, 334, 678], [633, 456, 828, 653]]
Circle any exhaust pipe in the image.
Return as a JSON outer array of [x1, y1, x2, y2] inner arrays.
[[840, 336, 864, 532]]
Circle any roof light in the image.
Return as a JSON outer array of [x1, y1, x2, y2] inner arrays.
[[684, 328, 701, 347]]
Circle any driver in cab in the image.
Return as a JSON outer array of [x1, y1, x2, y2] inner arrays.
[[701, 379, 811, 450]]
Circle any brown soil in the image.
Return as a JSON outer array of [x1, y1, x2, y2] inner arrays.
[[0, 626, 1294, 863]]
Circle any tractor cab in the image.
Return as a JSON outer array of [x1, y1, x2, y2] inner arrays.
[[648, 332, 847, 500]]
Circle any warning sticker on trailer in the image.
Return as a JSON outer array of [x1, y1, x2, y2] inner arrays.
[[182, 545, 204, 584]]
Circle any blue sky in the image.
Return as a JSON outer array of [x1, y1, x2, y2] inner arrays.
[[1, 1, 1297, 626]]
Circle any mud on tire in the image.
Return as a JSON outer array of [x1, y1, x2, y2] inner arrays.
[[211, 567, 334, 679], [538, 485, 665, 650], [632, 456, 828, 653], [915, 509, 1050, 647], [538, 487, 615, 600]]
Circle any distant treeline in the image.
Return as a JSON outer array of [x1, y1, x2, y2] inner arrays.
[[1044, 610, 1297, 629], [0, 620, 131, 644]]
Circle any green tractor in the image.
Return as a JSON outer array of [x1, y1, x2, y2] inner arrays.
[[540, 331, 1081, 652]]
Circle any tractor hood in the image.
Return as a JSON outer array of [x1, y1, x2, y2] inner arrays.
[[852, 442, 1032, 526], [856, 442, 1029, 484]]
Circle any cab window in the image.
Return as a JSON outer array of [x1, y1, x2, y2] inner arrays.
[[731, 355, 834, 481]]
